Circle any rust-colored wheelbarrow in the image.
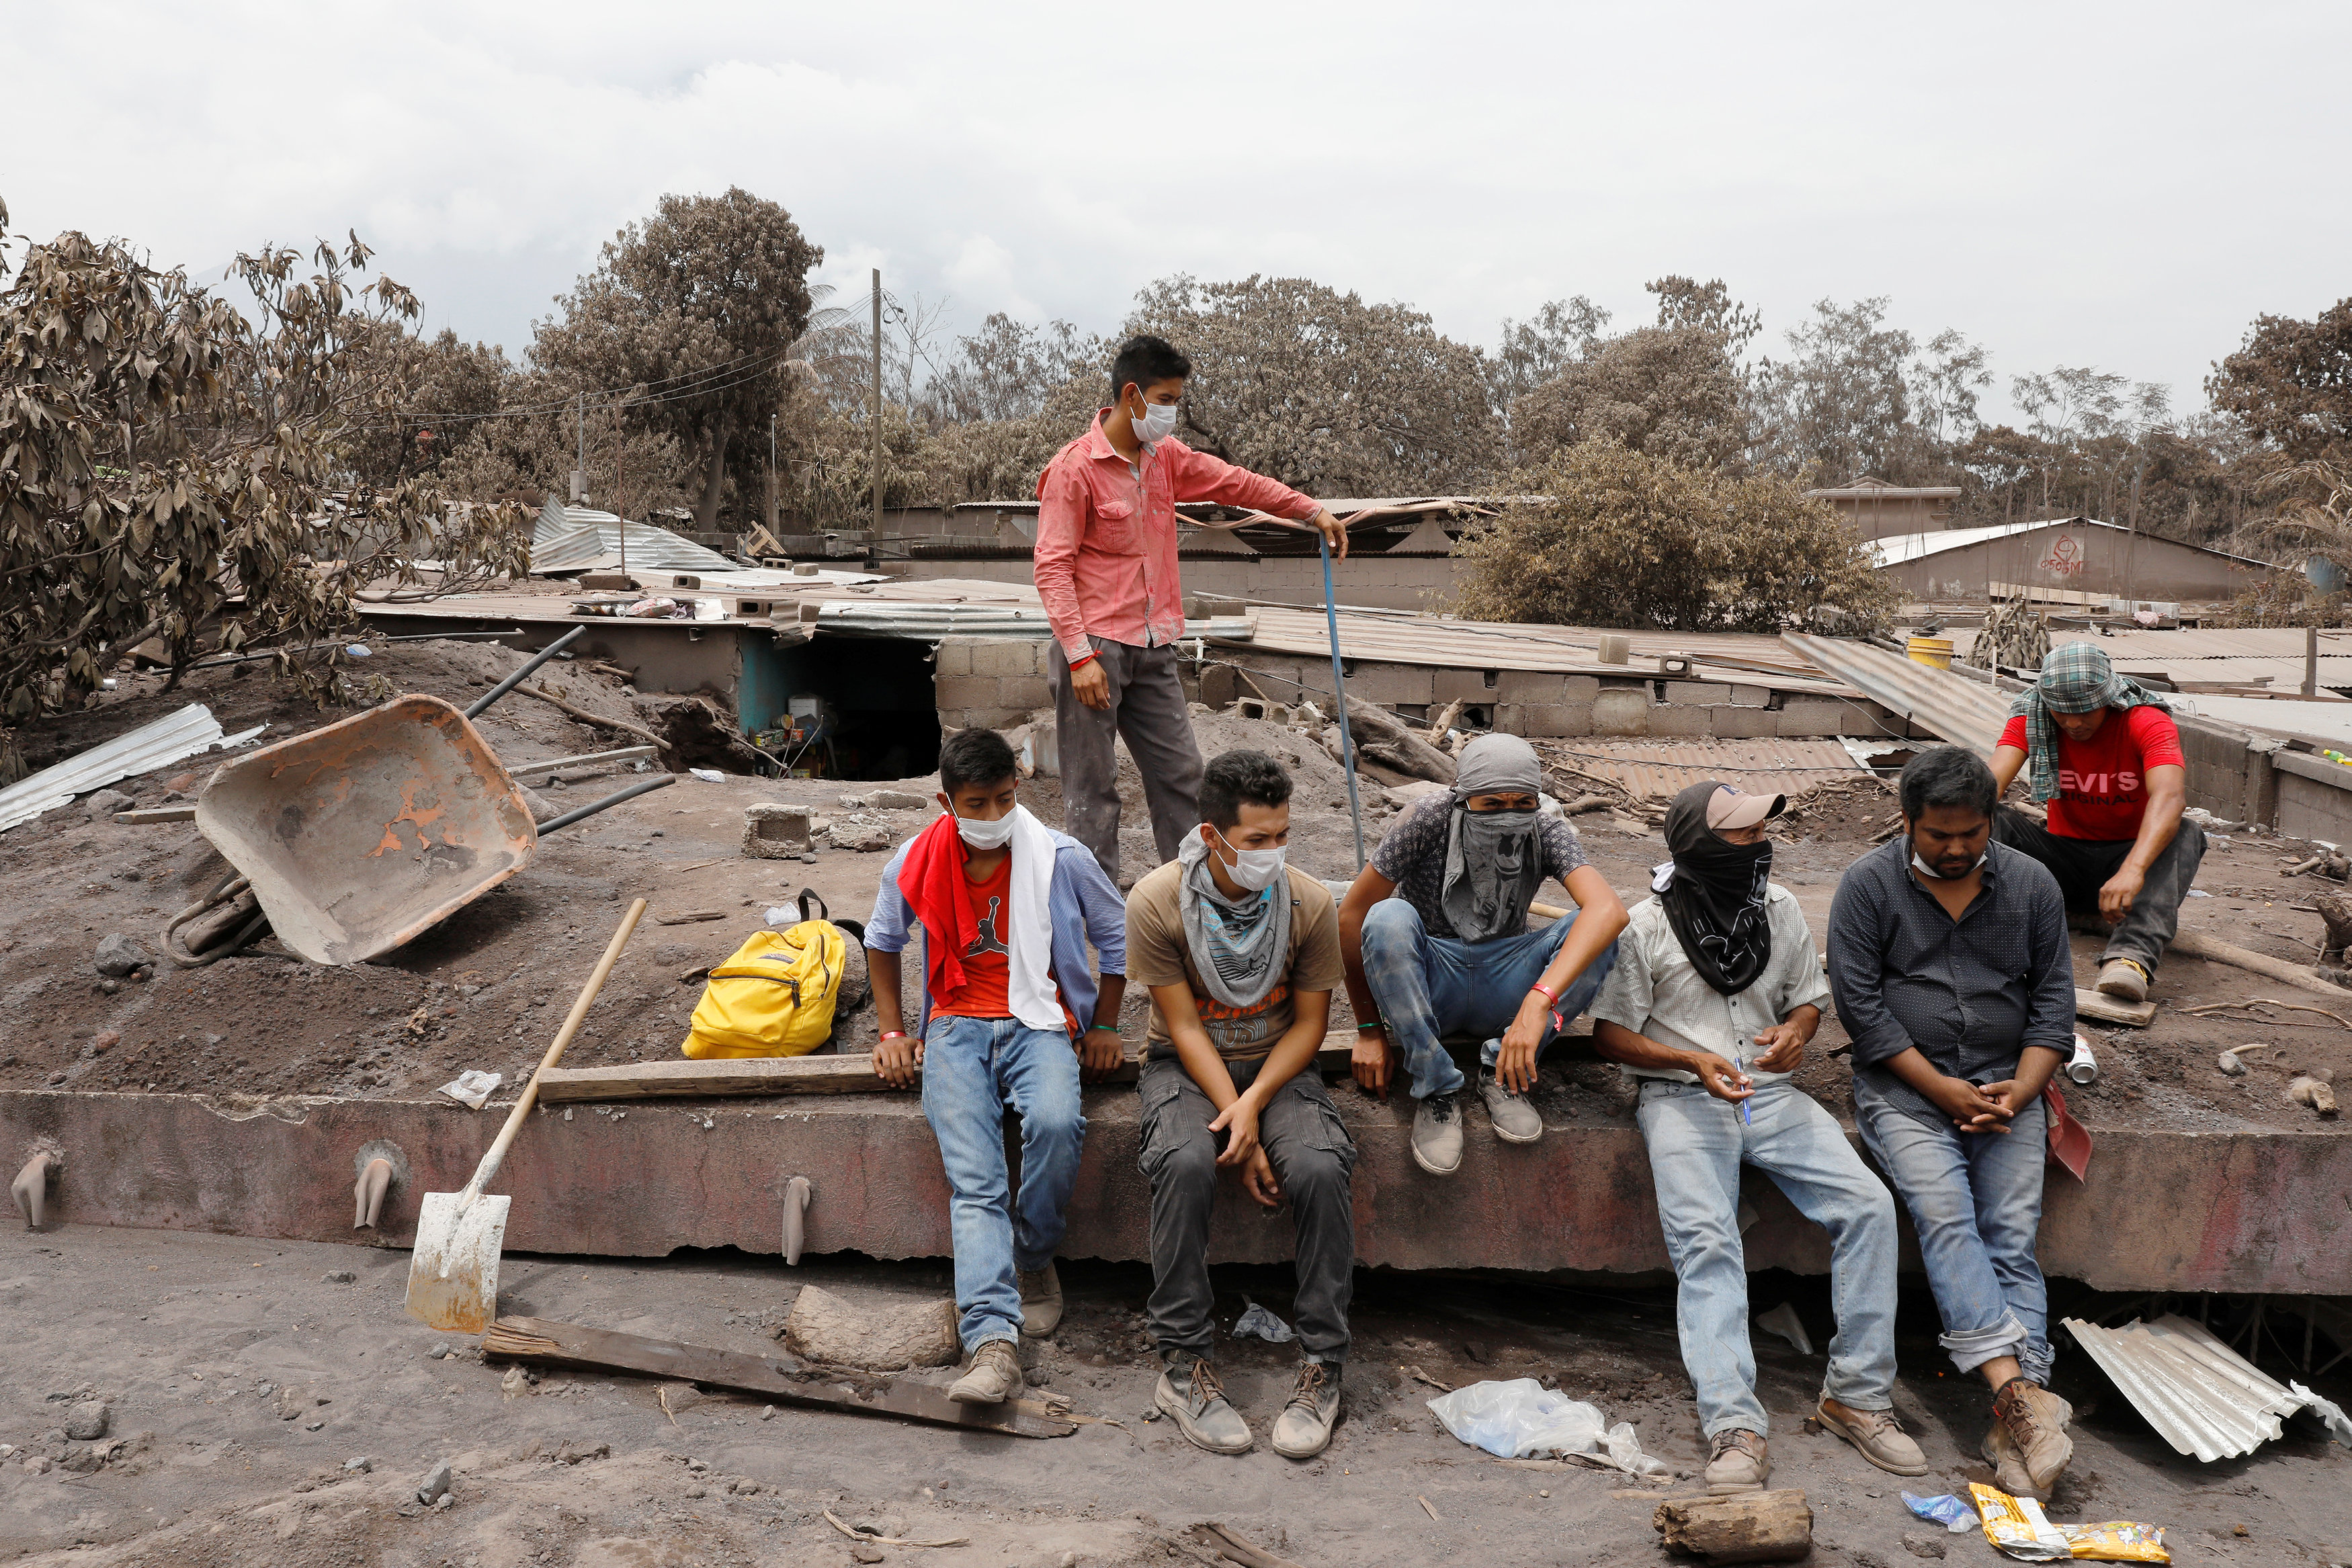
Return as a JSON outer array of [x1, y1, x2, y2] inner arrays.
[[187, 631, 673, 966]]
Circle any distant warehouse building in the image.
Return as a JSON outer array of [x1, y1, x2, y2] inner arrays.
[[1807, 476, 1964, 539], [1872, 517, 2264, 606]]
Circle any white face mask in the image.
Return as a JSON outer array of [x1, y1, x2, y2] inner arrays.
[[956, 810, 1017, 851], [1132, 399, 1179, 446], [1213, 826, 1286, 891], [1911, 848, 1986, 881]]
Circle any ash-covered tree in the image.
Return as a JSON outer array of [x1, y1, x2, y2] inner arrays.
[[2208, 298, 2352, 462], [1510, 324, 1749, 470], [1123, 275, 1501, 496], [0, 202, 527, 764], [1452, 441, 1894, 634], [533, 188, 821, 528]]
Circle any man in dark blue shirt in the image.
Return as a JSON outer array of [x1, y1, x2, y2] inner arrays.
[[1827, 746, 2076, 1502]]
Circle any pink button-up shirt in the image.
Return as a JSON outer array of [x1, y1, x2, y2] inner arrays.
[[1034, 412, 1318, 662]]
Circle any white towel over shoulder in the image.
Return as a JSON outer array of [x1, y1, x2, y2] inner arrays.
[[1004, 806, 1062, 1032]]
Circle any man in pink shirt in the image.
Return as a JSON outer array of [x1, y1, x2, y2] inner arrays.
[[1034, 335, 1349, 881]]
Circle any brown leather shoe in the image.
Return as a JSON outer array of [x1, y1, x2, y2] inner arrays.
[[1704, 1428, 1769, 1493], [948, 1340, 1023, 1405], [1816, 1397, 1930, 1475], [1982, 1418, 2044, 1500], [1992, 1377, 2074, 1495]]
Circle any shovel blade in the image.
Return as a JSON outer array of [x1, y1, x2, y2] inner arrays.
[[404, 1190, 512, 1333]]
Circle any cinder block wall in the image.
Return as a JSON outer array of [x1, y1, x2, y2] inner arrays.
[[933, 636, 1054, 732], [2174, 715, 2279, 826]]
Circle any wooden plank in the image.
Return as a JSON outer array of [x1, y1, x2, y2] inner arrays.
[[114, 806, 196, 824], [2076, 988, 2157, 1028], [480, 1315, 1075, 1438], [536, 1035, 1359, 1104]]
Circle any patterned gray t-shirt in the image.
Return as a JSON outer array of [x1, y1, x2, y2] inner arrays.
[[1370, 793, 1589, 940]]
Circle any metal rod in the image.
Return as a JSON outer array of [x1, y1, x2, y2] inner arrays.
[[871, 267, 884, 537], [1318, 533, 1366, 869], [505, 744, 659, 780], [465, 625, 585, 719], [535, 772, 676, 834]]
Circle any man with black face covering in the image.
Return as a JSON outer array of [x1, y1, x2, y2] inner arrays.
[[1338, 733, 1627, 1177], [1591, 782, 1923, 1495]]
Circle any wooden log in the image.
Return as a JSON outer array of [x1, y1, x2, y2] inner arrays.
[[2168, 928, 2352, 1000], [1654, 1489, 1813, 1563], [480, 1315, 1076, 1438], [1340, 695, 1457, 785], [1424, 700, 1464, 745], [536, 1034, 1359, 1103], [653, 910, 726, 926]]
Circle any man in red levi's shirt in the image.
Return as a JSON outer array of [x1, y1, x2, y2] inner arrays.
[[1988, 641, 2204, 1003], [1034, 334, 1351, 884]]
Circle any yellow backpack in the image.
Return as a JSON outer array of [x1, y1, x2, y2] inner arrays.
[[680, 890, 866, 1059]]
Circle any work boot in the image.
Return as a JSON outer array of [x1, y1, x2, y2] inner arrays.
[[947, 1340, 1023, 1405], [1992, 1377, 2074, 1497], [1412, 1092, 1464, 1175], [1477, 1063, 1544, 1145], [1017, 1262, 1064, 1337], [1270, 1360, 1343, 1459], [1154, 1354, 1253, 1454], [2095, 959, 2149, 1002], [1982, 1418, 2044, 1501], [1815, 1397, 1930, 1475], [1704, 1428, 1769, 1493]]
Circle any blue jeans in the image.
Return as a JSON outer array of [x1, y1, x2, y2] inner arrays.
[[1855, 1081, 2052, 1384], [919, 1014, 1087, 1354], [1636, 1078, 1900, 1437], [1359, 898, 1617, 1100]]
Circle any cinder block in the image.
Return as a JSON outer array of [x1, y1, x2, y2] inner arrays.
[[970, 640, 1041, 677], [1435, 667, 1501, 703], [933, 675, 1001, 710], [1345, 662, 1437, 706], [998, 675, 1052, 709], [1496, 670, 1566, 704], [1645, 704, 1712, 738], [1706, 705, 1781, 739], [952, 707, 1032, 731], [1592, 689, 1649, 736], [1723, 684, 1772, 707], [1663, 681, 1732, 706], [933, 638, 976, 677], [1777, 701, 1851, 737], [1499, 703, 1593, 738]]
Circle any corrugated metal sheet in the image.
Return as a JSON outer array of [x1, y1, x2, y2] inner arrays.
[[2063, 1315, 2310, 1462], [0, 705, 269, 834], [1782, 633, 2011, 754], [1876, 517, 2265, 570], [1535, 738, 1863, 801], [532, 521, 739, 576]]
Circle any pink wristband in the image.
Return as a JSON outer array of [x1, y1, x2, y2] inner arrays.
[[880, 1030, 909, 1043], [1528, 982, 1561, 1008]]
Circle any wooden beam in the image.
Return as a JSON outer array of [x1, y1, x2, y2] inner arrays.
[[536, 1034, 1359, 1103], [480, 1315, 1076, 1438], [114, 806, 196, 824], [2075, 988, 2157, 1029]]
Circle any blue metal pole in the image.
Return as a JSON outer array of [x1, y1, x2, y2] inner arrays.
[[1318, 532, 1366, 869]]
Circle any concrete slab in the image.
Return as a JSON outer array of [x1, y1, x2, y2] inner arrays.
[[6, 1084, 2345, 1294]]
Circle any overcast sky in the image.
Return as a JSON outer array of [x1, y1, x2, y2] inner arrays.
[[8, 2, 2347, 426]]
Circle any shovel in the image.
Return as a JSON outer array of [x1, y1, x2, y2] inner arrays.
[[405, 897, 649, 1332]]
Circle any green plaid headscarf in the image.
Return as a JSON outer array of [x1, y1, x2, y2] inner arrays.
[[2007, 641, 2171, 803]]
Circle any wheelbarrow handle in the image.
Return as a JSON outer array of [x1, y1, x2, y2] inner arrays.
[[535, 771, 675, 834], [465, 625, 586, 719]]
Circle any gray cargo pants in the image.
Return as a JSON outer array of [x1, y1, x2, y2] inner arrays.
[[1046, 637, 1204, 883], [1137, 1055, 1357, 1365], [1993, 806, 2206, 973]]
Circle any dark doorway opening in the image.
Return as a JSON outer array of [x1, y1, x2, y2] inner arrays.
[[753, 637, 941, 782]]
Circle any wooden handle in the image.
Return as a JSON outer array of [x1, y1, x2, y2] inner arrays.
[[462, 898, 649, 1201]]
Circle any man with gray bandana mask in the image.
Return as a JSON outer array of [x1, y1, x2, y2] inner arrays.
[[1337, 734, 1628, 1176]]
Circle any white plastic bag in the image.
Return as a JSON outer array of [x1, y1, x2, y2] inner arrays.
[[1232, 1299, 1295, 1344], [689, 768, 724, 783], [1425, 1379, 1667, 1474], [437, 1070, 503, 1110]]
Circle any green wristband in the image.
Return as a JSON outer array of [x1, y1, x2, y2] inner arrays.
[[1087, 1023, 1120, 1033]]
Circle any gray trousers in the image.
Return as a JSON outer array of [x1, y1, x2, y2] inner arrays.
[[1994, 806, 2206, 972], [1136, 1055, 1357, 1364], [1047, 638, 1204, 883]]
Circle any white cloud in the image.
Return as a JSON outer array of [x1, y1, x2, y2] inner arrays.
[[5, 0, 2348, 425]]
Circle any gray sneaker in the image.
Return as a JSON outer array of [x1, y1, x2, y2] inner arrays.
[[1478, 1064, 1543, 1144], [1017, 1262, 1064, 1337], [1154, 1354, 1253, 1454], [1270, 1360, 1342, 1459], [1412, 1092, 1464, 1175]]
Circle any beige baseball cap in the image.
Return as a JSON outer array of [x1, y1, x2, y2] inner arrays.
[[1706, 785, 1786, 831]]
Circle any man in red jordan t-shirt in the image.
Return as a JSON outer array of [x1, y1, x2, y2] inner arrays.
[[1989, 641, 2204, 1003]]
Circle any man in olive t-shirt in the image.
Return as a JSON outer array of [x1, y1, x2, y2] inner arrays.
[[1124, 749, 1353, 1461]]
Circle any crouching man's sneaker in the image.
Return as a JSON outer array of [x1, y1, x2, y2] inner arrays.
[[1477, 1062, 1544, 1144], [948, 1340, 1023, 1405], [1411, 1092, 1464, 1175], [1017, 1262, 1064, 1337], [2095, 958, 2149, 1002], [1704, 1428, 1769, 1493], [1815, 1397, 1929, 1475], [1270, 1360, 1342, 1459], [1155, 1354, 1253, 1454], [1990, 1378, 2074, 1498]]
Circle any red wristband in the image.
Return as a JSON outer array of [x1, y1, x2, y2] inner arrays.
[[1066, 648, 1097, 668], [1528, 982, 1561, 1008], [880, 1030, 908, 1043]]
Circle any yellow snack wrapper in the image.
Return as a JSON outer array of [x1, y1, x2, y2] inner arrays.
[[1972, 1484, 2070, 1561], [2060, 1521, 2169, 1563]]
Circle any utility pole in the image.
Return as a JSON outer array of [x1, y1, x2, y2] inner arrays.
[[573, 394, 587, 503], [768, 412, 780, 535], [871, 267, 884, 538], [614, 404, 628, 585]]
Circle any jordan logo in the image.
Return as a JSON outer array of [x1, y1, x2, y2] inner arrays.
[[965, 896, 1009, 959]]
